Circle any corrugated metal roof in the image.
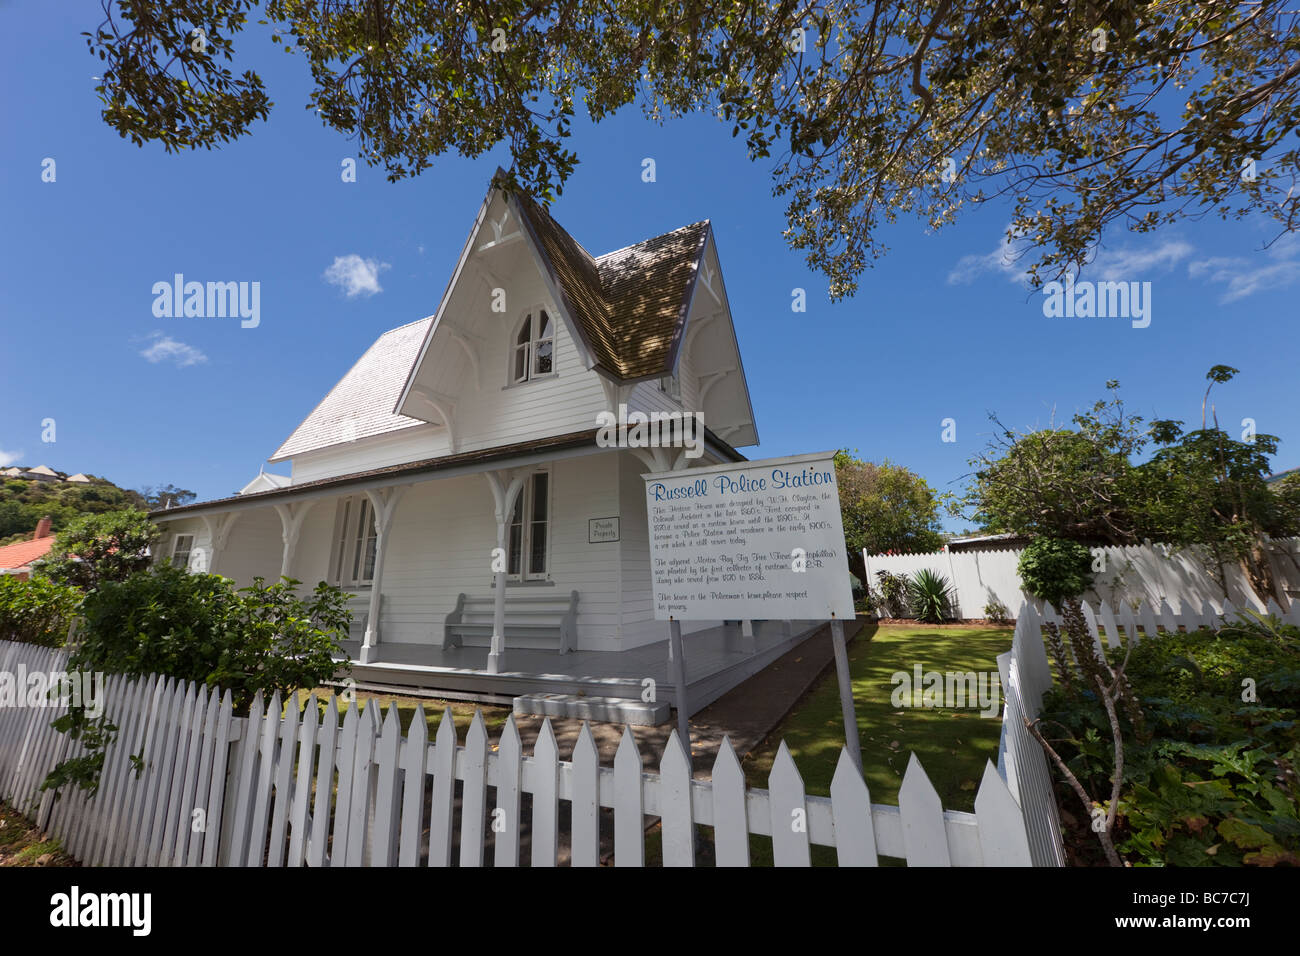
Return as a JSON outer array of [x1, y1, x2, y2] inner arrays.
[[270, 318, 433, 462]]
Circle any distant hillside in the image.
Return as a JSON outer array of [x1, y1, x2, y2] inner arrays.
[[0, 472, 145, 545]]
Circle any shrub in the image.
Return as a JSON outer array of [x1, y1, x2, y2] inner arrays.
[[983, 597, 1010, 624], [71, 564, 351, 714], [872, 570, 910, 618], [44, 565, 353, 795], [0, 575, 81, 646], [1016, 537, 1094, 609], [1037, 614, 1300, 866], [40, 509, 159, 591], [907, 568, 953, 623]]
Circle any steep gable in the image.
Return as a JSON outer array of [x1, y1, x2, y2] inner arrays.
[[510, 189, 710, 380]]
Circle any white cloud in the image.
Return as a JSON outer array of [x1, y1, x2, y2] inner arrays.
[[948, 231, 1192, 286], [1088, 240, 1192, 281], [0, 449, 23, 467], [140, 332, 208, 368], [947, 231, 1031, 285], [323, 254, 390, 298], [1189, 234, 1300, 303]]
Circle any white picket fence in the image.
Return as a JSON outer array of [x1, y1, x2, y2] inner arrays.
[[994, 592, 1300, 868], [864, 536, 1300, 620], [0, 638, 1035, 867]]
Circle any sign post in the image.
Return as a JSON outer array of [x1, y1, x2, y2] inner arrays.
[[829, 615, 862, 772], [666, 618, 690, 753], [643, 451, 862, 771]]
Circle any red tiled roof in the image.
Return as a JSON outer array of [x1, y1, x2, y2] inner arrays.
[[0, 536, 55, 572]]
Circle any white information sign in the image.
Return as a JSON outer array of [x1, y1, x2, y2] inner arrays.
[[644, 452, 855, 621]]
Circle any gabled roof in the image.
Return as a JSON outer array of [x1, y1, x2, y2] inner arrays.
[[24, 465, 60, 477], [270, 318, 433, 463], [239, 471, 292, 495], [510, 187, 710, 380], [0, 535, 55, 572]]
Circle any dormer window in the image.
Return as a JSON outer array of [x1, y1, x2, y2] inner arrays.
[[512, 309, 555, 384]]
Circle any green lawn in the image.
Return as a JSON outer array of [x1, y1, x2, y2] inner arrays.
[[300, 624, 1013, 866], [722, 621, 1013, 866], [742, 623, 1012, 808]]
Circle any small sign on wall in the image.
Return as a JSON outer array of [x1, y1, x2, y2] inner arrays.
[[588, 516, 620, 543]]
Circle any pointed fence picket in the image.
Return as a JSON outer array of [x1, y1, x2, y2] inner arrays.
[[997, 594, 1299, 868], [0, 633, 1104, 867]]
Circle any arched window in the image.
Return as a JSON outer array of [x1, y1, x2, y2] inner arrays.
[[512, 309, 555, 383]]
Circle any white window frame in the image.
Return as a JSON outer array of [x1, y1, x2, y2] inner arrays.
[[170, 533, 194, 570], [331, 495, 378, 589], [510, 307, 556, 385], [507, 470, 551, 581]]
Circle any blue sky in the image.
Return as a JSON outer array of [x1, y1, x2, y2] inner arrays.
[[2, 2, 1297, 531]]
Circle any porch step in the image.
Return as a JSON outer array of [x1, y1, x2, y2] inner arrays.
[[512, 693, 671, 726]]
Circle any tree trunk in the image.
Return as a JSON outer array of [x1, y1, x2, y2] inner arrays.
[[1242, 536, 1279, 607]]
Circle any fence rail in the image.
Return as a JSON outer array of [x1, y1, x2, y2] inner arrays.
[[0, 638, 1033, 867]]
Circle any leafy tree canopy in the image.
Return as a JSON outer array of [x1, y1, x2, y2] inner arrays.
[[39, 509, 161, 591], [86, 0, 1300, 297], [135, 483, 198, 510], [0, 476, 144, 543], [965, 368, 1300, 601], [835, 451, 946, 583], [1017, 537, 1095, 608]]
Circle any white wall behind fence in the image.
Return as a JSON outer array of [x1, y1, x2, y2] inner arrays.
[[864, 537, 1300, 619]]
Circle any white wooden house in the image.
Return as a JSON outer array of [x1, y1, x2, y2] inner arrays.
[[152, 172, 818, 723]]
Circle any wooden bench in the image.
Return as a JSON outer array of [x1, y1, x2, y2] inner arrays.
[[443, 590, 579, 654]]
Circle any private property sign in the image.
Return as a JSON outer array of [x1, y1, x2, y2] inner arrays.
[[643, 452, 855, 621]]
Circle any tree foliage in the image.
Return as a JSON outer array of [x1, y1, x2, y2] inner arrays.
[[71, 565, 351, 715], [135, 483, 198, 510], [966, 368, 1300, 602], [966, 382, 1145, 544], [0, 576, 82, 647], [835, 451, 946, 585], [0, 476, 145, 544], [1017, 537, 1095, 608], [39, 509, 160, 591], [85, 0, 1300, 297], [43, 565, 353, 794]]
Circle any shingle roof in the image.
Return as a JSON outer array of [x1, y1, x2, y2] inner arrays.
[[511, 190, 710, 380], [270, 318, 433, 462], [0, 536, 55, 572]]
